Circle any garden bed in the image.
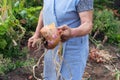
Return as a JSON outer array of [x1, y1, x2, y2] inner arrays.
[[0, 44, 119, 80]]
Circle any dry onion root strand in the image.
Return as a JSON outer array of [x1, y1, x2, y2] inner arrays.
[[33, 37, 46, 53], [33, 49, 48, 80]]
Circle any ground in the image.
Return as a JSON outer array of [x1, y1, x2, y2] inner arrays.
[[0, 44, 120, 80]]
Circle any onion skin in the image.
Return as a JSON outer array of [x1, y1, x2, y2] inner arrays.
[[40, 23, 60, 49]]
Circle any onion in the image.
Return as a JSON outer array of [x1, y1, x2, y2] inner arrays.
[[40, 23, 60, 49]]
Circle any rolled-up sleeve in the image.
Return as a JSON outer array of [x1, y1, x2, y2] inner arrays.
[[76, 0, 93, 12]]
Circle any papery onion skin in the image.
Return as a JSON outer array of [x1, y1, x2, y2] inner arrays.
[[40, 23, 60, 49]]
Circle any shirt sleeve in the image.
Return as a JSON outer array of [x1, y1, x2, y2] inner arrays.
[[76, 0, 93, 12]]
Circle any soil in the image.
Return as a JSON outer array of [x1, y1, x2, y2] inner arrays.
[[0, 44, 120, 80]]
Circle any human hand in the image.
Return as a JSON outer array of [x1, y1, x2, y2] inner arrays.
[[58, 25, 72, 42], [28, 35, 40, 50], [28, 35, 54, 50]]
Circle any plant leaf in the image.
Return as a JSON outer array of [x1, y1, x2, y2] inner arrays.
[[0, 39, 7, 49]]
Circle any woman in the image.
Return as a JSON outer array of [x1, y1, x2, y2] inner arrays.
[[28, 0, 93, 80]]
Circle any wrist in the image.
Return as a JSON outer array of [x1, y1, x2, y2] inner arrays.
[[33, 33, 40, 38], [71, 28, 77, 38]]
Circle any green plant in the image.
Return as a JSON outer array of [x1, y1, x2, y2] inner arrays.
[[0, 0, 26, 58], [94, 0, 114, 10], [91, 9, 120, 45], [13, 0, 42, 31], [0, 0, 43, 75], [0, 54, 35, 76], [115, 70, 120, 80], [0, 54, 15, 75]]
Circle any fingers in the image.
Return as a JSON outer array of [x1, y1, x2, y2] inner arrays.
[[58, 25, 68, 35], [57, 29, 63, 35], [58, 25, 71, 42], [32, 39, 38, 48], [28, 38, 33, 49], [27, 37, 39, 50], [61, 35, 67, 42], [61, 30, 71, 42], [58, 25, 69, 31]]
